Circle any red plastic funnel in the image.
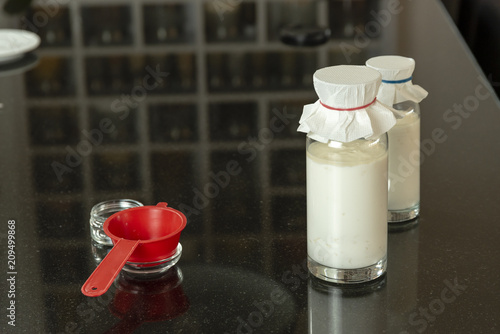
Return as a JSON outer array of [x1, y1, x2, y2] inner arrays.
[[81, 202, 187, 297]]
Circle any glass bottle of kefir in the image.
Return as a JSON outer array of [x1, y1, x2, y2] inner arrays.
[[366, 56, 428, 223], [298, 65, 396, 284]]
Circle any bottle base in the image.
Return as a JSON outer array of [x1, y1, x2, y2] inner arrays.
[[307, 256, 387, 284], [388, 205, 419, 223]]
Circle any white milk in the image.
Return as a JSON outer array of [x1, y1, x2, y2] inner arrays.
[[307, 141, 388, 269], [388, 112, 420, 210]]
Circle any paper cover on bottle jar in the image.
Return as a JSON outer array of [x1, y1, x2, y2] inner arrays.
[[298, 65, 396, 143], [366, 55, 428, 106]]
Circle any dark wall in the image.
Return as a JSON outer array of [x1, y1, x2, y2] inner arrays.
[[443, 0, 500, 97]]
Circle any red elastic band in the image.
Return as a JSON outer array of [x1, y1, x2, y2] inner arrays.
[[320, 97, 377, 111]]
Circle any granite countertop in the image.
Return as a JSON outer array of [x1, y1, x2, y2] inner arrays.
[[0, 0, 499, 333]]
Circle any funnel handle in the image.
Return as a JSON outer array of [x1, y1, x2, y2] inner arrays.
[[81, 239, 139, 297]]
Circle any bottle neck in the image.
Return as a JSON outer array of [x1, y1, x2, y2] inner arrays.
[[307, 134, 388, 150], [393, 100, 420, 118]]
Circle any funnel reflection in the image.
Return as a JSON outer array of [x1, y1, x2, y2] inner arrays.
[[106, 266, 189, 333]]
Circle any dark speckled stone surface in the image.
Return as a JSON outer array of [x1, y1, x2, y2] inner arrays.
[[0, 0, 499, 333]]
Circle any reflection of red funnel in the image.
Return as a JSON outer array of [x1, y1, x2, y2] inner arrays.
[[106, 266, 189, 334]]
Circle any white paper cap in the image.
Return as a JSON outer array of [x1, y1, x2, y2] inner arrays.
[[313, 65, 380, 108], [298, 65, 396, 143], [366, 55, 428, 105]]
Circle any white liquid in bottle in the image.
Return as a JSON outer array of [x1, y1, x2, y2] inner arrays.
[[307, 140, 388, 269], [388, 112, 420, 211]]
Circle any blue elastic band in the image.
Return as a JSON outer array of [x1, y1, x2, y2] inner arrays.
[[382, 76, 412, 84]]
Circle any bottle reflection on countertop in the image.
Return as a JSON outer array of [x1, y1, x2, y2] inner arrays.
[[308, 275, 387, 333], [387, 219, 420, 332]]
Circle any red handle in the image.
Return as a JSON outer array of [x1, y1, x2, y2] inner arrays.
[[82, 239, 140, 297]]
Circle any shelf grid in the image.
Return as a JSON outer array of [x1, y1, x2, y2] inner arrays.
[[18, 1, 383, 331]]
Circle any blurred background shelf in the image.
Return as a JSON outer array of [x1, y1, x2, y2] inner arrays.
[[12, 2, 390, 239], [6, 2, 386, 327], [15, 0, 390, 260]]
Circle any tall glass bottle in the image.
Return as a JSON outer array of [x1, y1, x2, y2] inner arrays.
[[366, 56, 428, 223], [298, 65, 396, 283], [306, 135, 388, 283]]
